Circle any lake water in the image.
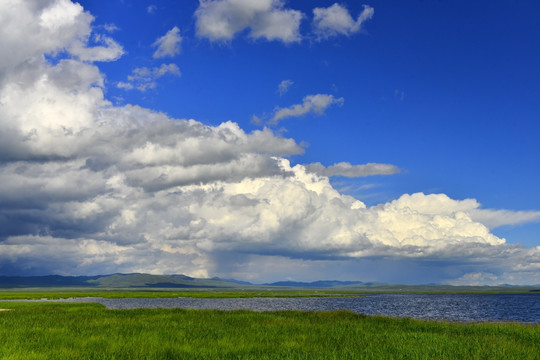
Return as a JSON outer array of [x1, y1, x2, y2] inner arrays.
[[48, 293, 540, 323]]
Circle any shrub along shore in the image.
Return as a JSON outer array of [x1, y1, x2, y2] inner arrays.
[[0, 301, 538, 359]]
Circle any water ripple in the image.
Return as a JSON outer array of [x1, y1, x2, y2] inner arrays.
[[47, 293, 540, 323]]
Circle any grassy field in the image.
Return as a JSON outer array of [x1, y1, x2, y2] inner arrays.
[[0, 301, 538, 359], [1, 287, 537, 301], [0, 289, 362, 300]]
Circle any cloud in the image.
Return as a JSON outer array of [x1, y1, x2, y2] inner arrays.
[[103, 24, 119, 33], [117, 63, 181, 91], [1, 0, 540, 284], [313, 3, 374, 39], [195, 0, 303, 43], [70, 34, 124, 62], [277, 79, 293, 96], [305, 162, 401, 178], [0, 0, 123, 75], [269, 94, 344, 124], [389, 193, 540, 230], [153, 26, 182, 59], [147, 5, 157, 14], [445, 272, 504, 286], [445, 252, 540, 286], [469, 209, 540, 229]]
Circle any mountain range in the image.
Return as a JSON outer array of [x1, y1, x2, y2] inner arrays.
[[0, 273, 538, 291], [0, 273, 364, 289]]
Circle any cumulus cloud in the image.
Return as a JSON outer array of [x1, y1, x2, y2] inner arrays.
[[446, 251, 540, 286], [1, 0, 540, 284], [152, 26, 182, 58], [0, 0, 123, 76], [313, 3, 374, 39], [468, 209, 540, 229], [270, 94, 344, 124], [306, 162, 401, 177], [388, 193, 540, 230], [277, 79, 293, 96], [117, 63, 181, 91], [195, 0, 303, 43]]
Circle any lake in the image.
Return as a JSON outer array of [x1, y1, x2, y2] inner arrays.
[[52, 293, 540, 323]]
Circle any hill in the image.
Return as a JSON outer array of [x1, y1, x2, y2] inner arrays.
[[0, 273, 246, 289], [1, 274, 538, 292], [265, 280, 364, 287]]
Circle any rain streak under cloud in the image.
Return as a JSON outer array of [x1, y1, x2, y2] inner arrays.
[[0, 0, 539, 285]]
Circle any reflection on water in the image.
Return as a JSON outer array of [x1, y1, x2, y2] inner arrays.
[[53, 293, 540, 323]]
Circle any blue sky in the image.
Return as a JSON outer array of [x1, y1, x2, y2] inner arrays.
[[0, 0, 539, 284], [89, 0, 540, 243]]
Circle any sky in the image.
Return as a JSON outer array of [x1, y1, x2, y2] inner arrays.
[[0, 0, 539, 285]]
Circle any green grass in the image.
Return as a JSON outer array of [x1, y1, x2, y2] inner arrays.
[[0, 302, 538, 359], [0, 289, 362, 300]]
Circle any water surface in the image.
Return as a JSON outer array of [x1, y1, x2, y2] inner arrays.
[[52, 293, 540, 323]]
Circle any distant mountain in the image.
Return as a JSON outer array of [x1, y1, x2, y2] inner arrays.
[[211, 277, 253, 285], [0, 275, 101, 288], [1, 274, 539, 291], [87, 273, 247, 288], [0, 274, 364, 289], [0, 273, 247, 289], [265, 280, 364, 288]]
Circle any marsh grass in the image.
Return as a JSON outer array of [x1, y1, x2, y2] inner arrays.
[[0, 289, 364, 300], [0, 302, 538, 359]]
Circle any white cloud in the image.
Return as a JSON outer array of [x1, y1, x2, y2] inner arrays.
[[469, 209, 540, 229], [313, 3, 374, 39], [116, 81, 133, 90], [70, 34, 124, 62], [1, 0, 540, 284], [446, 272, 504, 286], [153, 26, 182, 59], [0, 0, 121, 75], [277, 79, 293, 96], [446, 252, 540, 286], [147, 5, 157, 14], [305, 162, 401, 177], [251, 114, 263, 125], [389, 193, 540, 230], [103, 24, 119, 33], [195, 0, 303, 43], [270, 94, 344, 124], [118, 64, 181, 91], [0, 0, 85, 75]]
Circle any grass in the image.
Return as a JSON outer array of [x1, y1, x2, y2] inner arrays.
[[3, 287, 536, 301], [0, 289, 363, 300], [0, 302, 538, 359]]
